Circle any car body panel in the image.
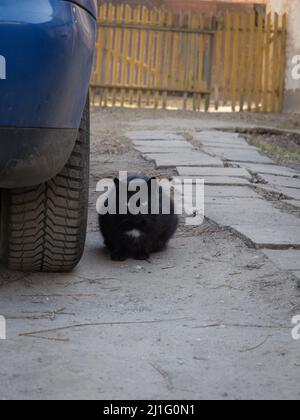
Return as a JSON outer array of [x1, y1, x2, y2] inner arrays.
[[66, 0, 97, 18], [0, 0, 96, 188], [0, 0, 96, 129], [0, 127, 77, 188]]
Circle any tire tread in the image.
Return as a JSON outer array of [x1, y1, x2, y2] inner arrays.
[[1, 99, 90, 272]]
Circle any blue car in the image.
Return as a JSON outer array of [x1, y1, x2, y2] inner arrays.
[[0, 0, 97, 272]]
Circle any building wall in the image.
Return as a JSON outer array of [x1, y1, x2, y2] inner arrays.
[[267, 0, 300, 113]]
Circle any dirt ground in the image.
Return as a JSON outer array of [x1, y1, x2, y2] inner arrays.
[[0, 108, 300, 400]]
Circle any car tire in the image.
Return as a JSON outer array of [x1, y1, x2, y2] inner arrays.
[[0, 99, 90, 273]]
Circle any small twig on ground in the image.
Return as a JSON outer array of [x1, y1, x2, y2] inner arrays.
[[208, 285, 240, 291], [19, 317, 194, 338], [149, 362, 173, 390], [24, 335, 70, 343], [239, 335, 271, 353], [17, 294, 96, 299], [71, 276, 119, 286], [7, 307, 74, 321], [193, 323, 289, 330]]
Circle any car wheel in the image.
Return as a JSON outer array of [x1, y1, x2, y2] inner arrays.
[[0, 99, 90, 273]]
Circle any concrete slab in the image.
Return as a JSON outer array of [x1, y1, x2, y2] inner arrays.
[[204, 197, 272, 209], [261, 185, 300, 201], [262, 250, 300, 271], [204, 186, 259, 198], [143, 152, 223, 168], [231, 163, 298, 177], [133, 140, 193, 149], [261, 174, 300, 190], [176, 167, 251, 179], [128, 131, 183, 141], [292, 271, 300, 280], [276, 187, 300, 201], [134, 146, 195, 154], [202, 147, 274, 164], [230, 224, 300, 249], [2, 230, 300, 400], [200, 143, 257, 150], [283, 200, 300, 208], [194, 131, 248, 146], [195, 130, 242, 139], [205, 202, 300, 231], [204, 197, 265, 206], [173, 176, 251, 186]]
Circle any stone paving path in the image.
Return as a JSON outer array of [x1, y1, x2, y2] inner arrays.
[[128, 129, 300, 279]]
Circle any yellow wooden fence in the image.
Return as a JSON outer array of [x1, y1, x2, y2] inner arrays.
[[91, 3, 287, 113]]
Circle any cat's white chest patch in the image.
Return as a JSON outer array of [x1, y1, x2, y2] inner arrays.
[[125, 229, 142, 239]]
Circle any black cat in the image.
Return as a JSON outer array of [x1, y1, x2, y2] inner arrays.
[[99, 175, 178, 261]]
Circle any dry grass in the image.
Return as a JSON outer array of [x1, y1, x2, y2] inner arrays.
[[247, 132, 300, 169]]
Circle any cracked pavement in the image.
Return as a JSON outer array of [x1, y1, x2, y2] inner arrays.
[[0, 109, 300, 400]]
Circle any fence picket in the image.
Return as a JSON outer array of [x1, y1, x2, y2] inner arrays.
[[262, 13, 272, 112], [278, 13, 287, 113], [270, 13, 279, 113], [239, 13, 247, 112], [255, 14, 264, 112], [246, 13, 256, 111]]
